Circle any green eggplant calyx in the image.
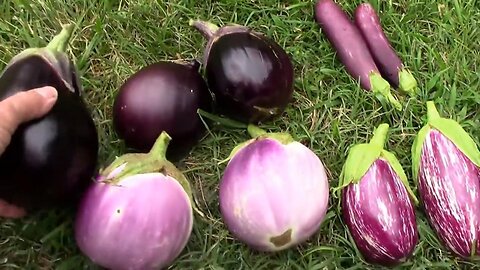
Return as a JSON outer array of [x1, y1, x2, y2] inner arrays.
[[100, 132, 194, 206], [336, 124, 389, 192], [220, 125, 295, 165], [398, 68, 418, 96], [411, 101, 480, 182], [337, 123, 417, 204], [369, 72, 402, 111], [189, 19, 220, 40], [46, 24, 74, 53]]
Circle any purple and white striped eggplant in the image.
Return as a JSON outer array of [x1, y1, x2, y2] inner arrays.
[[338, 123, 418, 266], [412, 101, 480, 259], [218, 125, 330, 252]]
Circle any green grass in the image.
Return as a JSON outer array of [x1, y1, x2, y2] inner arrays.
[[0, 0, 479, 269]]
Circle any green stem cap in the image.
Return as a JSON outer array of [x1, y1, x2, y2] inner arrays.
[[369, 123, 389, 148], [426, 101, 440, 121], [370, 72, 402, 111], [189, 19, 219, 39], [398, 68, 418, 96], [46, 24, 74, 52]]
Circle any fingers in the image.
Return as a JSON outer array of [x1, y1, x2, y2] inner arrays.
[[0, 199, 26, 219], [0, 86, 58, 153]]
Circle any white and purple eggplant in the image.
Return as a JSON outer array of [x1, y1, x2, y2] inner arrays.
[[338, 123, 418, 266], [74, 132, 194, 270], [354, 3, 417, 96], [314, 0, 402, 111], [412, 101, 480, 259], [218, 125, 330, 252]]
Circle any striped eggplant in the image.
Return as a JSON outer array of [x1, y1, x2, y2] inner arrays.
[[412, 101, 480, 259], [338, 123, 418, 266]]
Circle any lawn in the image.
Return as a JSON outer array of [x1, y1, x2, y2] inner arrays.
[[0, 0, 479, 269]]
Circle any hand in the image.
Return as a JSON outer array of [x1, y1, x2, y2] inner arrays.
[[0, 86, 58, 218]]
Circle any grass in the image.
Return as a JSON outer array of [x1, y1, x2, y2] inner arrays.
[[0, 0, 479, 269]]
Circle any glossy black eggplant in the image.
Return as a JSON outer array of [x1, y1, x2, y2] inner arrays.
[[0, 24, 99, 212], [112, 60, 214, 162], [190, 19, 294, 124]]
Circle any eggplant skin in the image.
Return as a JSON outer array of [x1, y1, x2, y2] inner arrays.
[[418, 129, 480, 258], [0, 54, 99, 212], [342, 158, 418, 266], [205, 31, 294, 123]]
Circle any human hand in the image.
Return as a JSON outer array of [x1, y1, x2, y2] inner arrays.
[[0, 86, 58, 218]]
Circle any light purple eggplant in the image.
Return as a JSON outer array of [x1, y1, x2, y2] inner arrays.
[[354, 2, 417, 96], [339, 123, 418, 266], [412, 101, 480, 259], [314, 0, 402, 111], [74, 132, 194, 270], [218, 125, 330, 252]]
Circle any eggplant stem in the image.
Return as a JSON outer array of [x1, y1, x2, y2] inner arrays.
[[197, 109, 248, 129], [247, 124, 268, 138], [369, 123, 389, 148], [148, 131, 172, 160], [369, 72, 402, 111], [189, 19, 219, 39], [398, 68, 418, 96], [426, 101, 440, 121], [46, 24, 74, 52]]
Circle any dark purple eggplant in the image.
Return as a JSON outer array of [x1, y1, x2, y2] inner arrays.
[[412, 101, 480, 258], [189, 19, 294, 124], [314, 0, 402, 111], [339, 123, 418, 266], [354, 3, 417, 96], [0, 24, 99, 212], [112, 60, 213, 161]]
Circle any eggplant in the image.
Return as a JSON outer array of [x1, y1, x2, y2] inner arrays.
[[338, 123, 418, 266], [314, 0, 402, 111], [218, 125, 329, 252], [0, 24, 99, 212], [189, 19, 294, 123], [412, 101, 480, 258], [112, 60, 213, 162], [75, 132, 194, 269], [354, 3, 417, 96]]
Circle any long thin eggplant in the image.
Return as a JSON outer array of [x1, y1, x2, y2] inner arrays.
[[314, 0, 402, 111], [338, 123, 418, 266], [412, 101, 480, 259], [354, 3, 417, 96]]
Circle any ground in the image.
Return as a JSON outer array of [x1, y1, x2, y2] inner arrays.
[[0, 0, 479, 269]]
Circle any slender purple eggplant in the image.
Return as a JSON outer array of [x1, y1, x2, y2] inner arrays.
[[338, 123, 418, 266], [314, 0, 402, 111], [412, 101, 480, 259], [354, 3, 417, 96]]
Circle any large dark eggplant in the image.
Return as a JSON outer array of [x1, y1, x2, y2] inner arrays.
[[0, 24, 99, 212], [412, 101, 480, 258], [189, 19, 294, 124], [338, 123, 418, 266]]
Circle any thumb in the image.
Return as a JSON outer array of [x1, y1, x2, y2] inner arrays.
[[0, 86, 58, 152]]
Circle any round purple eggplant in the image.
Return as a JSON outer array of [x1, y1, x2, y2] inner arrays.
[[338, 123, 418, 266], [0, 24, 99, 212], [218, 125, 329, 252], [75, 132, 194, 270], [412, 101, 480, 258], [112, 60, 213, 161], [189, 19, 294, 123]]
